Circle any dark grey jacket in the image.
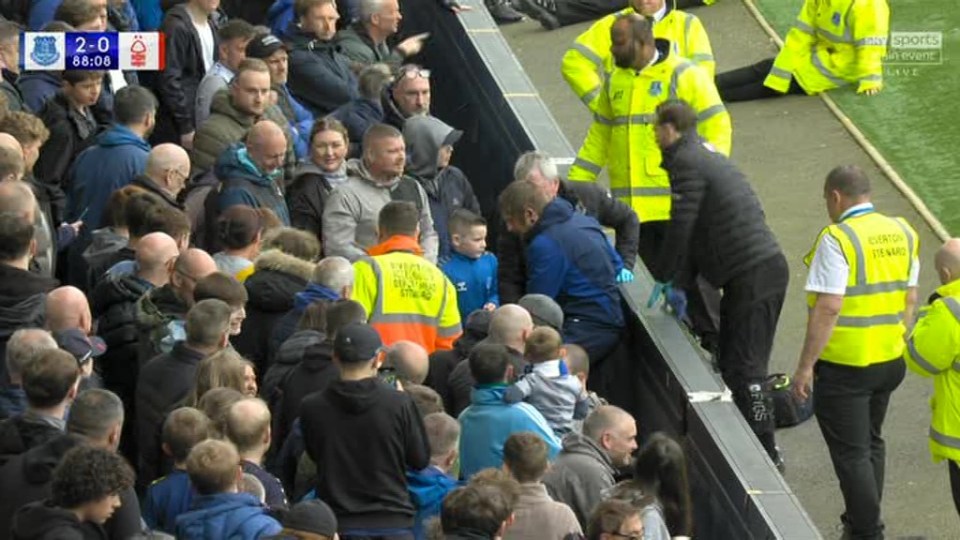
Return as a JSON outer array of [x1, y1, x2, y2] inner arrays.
[[542, 432, 617, 528], [654, 133, 782, 289]]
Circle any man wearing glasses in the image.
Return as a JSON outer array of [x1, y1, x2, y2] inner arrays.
[[131, 144, 192, 212], [383, 64, 431, 130]]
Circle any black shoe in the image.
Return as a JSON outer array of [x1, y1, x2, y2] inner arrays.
[[487, 1, 525, 24], [514, 0, 560, 30]]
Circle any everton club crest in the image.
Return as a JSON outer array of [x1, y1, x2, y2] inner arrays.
[[30, 35, 60, 67]]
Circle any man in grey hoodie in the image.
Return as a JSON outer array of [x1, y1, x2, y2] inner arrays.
[[542, 405, 638, 528], [322, 123, 439, 263]]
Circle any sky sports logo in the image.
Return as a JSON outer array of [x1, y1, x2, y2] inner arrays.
[[886, 32, 943, 65]]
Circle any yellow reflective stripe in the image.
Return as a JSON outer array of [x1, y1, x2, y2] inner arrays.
[[942, 297, 960, 324], [836, 312, 903, 327], [697, 104, 726, 122], [684, 13, 694, 41], [668, 62, 693, 100], [690, 53, 715, 63], [372, 312, 441, 325], [906, 336, 942, 375], [930, 426, 960, 450], [594, 113, 615, 126], [580, 85, 602, 105], [816, 28, 853, 44], [438, 324, 462, 337], [860, 74, 883, 82], [769, 66, 792, 80], [811, 47, 848, 86], [370, 258, 385, 315], [835, 220, 910, 297], [572, 157, 602, 175], [611, 187, 671, 197], [835, 222, 866, 285], [846, 281, 909, 296], [570, 42, 604, 69], [595, 113, 655, 126], [794, 19, 815, 35], [892, 218, 916, 280]]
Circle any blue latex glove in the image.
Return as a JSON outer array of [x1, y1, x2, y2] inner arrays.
[[616, 268, 635, 284], [647, 281, 670, 308], [665, 287, 688, 321]]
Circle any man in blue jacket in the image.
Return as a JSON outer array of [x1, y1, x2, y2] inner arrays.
[[458, 342, 560, 479], [286, 0, 358, 117], [212, 120, 291, 229], [176, 438, 282, 540], [498, 180, 625, 363]]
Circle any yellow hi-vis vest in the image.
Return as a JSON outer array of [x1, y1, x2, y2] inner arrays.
[[562, 3, 715, 112], [905, 278, 960, 465], [568, 43, 731, 223], [804, 211, 918, 367], [764, 0, 889, 95]]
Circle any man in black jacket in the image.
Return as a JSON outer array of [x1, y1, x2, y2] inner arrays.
[[153, 0, 220, 147], [652, 100, 789, 468], [499, 150, 640, 304], [135, 298, 231, 489], [300, 322, 429, 537], [287, 0, 358, 117]]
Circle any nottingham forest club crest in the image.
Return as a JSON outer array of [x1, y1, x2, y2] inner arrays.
[[31, 36, 60, 66]]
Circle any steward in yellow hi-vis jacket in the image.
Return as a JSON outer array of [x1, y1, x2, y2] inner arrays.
[[562, 0, 715, 111], [567, 16, 730, 227], [905, 239, 960, 518], [792, 166, 919, 538], [717, 0, 889, 101]]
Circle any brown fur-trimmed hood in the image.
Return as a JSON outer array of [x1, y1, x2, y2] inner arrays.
[[245, 250, 314, 313], [253, 249, 315, 281]]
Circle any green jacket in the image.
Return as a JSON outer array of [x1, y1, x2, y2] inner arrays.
[[333, 24, 404, 69], [191, 89, 295, 178]]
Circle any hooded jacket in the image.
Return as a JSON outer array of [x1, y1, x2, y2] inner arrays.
[[175, 492, 281, 540], [68, 125, 152, 228], [212, 143, 291, 226], [268, 0, 295, 40], [334, 23, 404, 69], [154, 3, 219, 142], [0, 414, 63, 469], [136, 342, 209, 486], [192, 89, 294, 175], [287, 25, 358, 117], [235, 249, 314, 372], [330, 96, 384, 149], [277, 337, 337, 447], [504, 483, 582, 540], [0, 264, 56, 370], [286, 159, 347, 240], [136, 284, 189, 366], [525, 198, 625, 333], [403, 115, 480, 263], [268, 282, 341, 364], [92, 273, 154, 404], [262, 330, 324, 409], [142, 468, 193, 534], [407, 467, 461, 540], [542, 432, 617, 527], [82, 228, 129, 281], [458, 385, 560, 479], [301, 377, 430, 530], [323, 158, 439, 263], [498, 180, 639, 304], [35, 92, 108, 223], [16, 70, 59, 113], [11, 500, 103, 540]]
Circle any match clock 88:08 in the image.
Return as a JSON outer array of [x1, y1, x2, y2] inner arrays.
[[65, 32, 119, 69]]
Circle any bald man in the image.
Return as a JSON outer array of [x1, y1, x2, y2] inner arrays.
[[208, 120, 290, 232], [135, 232, 180, 288], [0, 178, 58, 278], [0, 133, 24, 182], [905, 238, 960, 518], [45, 286, 93, 334], [224, 398, 287, 507], [131, 144, 191, 210], [384, 341, 429, 386], [447, 304, 534, 416], [137, 247, 218, 362]]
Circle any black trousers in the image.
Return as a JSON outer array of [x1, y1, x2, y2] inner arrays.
[[639, 221, 721, 350], [951, 460, 960, 520], [554, 0, 628, 26], [814, 358, 906, 540], [718, 253, 789, 458], [715, 58, 808, 102]]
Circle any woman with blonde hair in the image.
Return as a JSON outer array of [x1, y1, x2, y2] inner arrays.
[[190, 349, 249, 406]]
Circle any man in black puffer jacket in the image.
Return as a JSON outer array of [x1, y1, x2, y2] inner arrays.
[[499, 151, 640, 304], [651, 100, 788, 468]]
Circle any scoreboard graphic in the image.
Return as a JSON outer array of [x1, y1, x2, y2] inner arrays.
[[22, 32, 165, 71]]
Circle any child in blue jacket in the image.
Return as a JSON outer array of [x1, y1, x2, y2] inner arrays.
[[442, 209, 498, 319]]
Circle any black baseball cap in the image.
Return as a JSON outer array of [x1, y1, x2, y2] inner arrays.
[[245, 33, 286, 59], [334, 323, 383, 363], [53, 328, 106, 364]]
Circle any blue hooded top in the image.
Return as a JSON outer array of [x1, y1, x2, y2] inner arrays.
[[526, 197, 625, 331], [268, 0, 296, 41], [406, 467, 462, 540], [175, 492, 281, 540], [215, 144, 291, 226], [68, 124, 151, 227]]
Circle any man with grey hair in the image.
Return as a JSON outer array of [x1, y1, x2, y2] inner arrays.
[[0, 388, 144, 539], [447, 304, 533, 415], [269, 255, 355, 360], [0, 329, 58, 420], [500, 150, 639, 304], [131, 144, 192, 210], [335, 0, 429, 68], [543, 405, 638, 527], [137, 298, 233, 487]]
